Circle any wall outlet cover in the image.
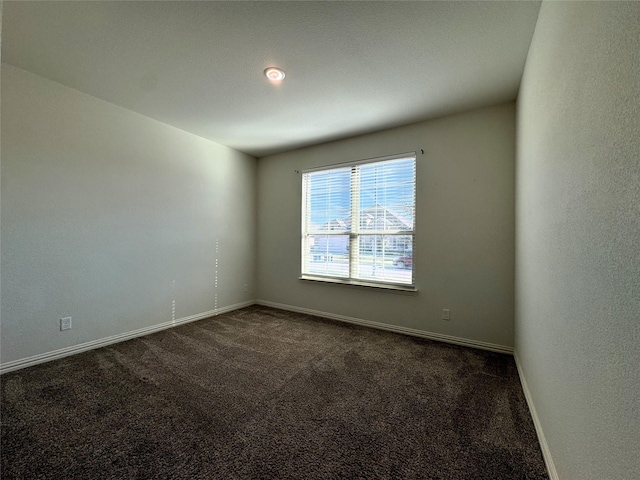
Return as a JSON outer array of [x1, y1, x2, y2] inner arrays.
[[60, 317, 72, 331]]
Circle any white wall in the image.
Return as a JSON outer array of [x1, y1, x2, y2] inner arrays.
[[257, 103, 516, 350], [516, 2, 640, 479], [1, 64, 257, 366]]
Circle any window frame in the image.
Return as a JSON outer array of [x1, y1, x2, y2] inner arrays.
[[300, 152, 417, 291]]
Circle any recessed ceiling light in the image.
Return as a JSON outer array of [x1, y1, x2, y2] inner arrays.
[[264, 67, 285, 81]]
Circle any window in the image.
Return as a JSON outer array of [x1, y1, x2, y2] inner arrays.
[[301, 152, 416, 288]]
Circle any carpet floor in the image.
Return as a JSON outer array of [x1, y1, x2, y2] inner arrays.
[[1, 305, 548, 479]]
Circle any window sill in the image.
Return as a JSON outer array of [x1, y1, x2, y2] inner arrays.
[[299, 275, 418, 294]]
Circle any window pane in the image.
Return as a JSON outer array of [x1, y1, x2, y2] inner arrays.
[[305, 168, 351, 232], [354, 235, 413, 285], [358, 158, 415, 232], [303, 234, 349, 278]]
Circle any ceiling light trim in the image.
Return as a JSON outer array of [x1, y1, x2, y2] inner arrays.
[[264, 67, 285, 81]]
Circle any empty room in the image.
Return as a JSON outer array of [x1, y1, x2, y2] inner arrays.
[[1, 1, 638, 479]]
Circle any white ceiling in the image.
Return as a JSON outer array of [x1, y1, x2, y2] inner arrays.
[[2, 1, 541, 158]]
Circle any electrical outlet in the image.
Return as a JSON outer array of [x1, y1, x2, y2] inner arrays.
[[442, 309, 450, 321], [243, 284, 248, 292], [60, 317, 72, 331]]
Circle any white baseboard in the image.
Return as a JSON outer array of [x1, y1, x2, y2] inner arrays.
[[0, 300, 255, 375], [256, 300, 514, 355], [514, 352, 559, 480]]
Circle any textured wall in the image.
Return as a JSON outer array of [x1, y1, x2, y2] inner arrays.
[[516, 2, 640, 479], [257, 103, 516, 349], [1, 65, 257, 365]]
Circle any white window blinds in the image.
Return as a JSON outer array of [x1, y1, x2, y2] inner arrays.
[[302, 153, 416, 287]]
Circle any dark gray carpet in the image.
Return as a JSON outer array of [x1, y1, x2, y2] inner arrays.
[[1, 305, 548, 479]]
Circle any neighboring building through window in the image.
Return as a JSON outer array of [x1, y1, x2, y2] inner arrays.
[[301, 152, 416, 287]]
